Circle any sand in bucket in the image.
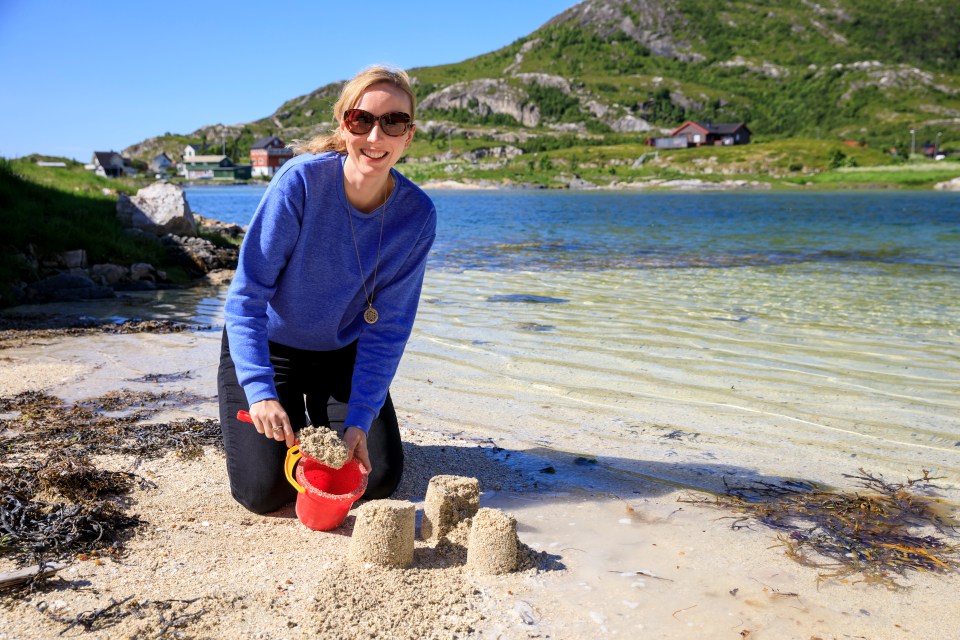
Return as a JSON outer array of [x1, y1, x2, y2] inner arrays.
[[348, 500, 416, 568], [421, 475, 480, 541], [298, 425, 349, 469], [288, 453, 367, 531]]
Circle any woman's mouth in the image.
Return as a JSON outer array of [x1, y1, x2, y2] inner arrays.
[[362, 149, 388, 160]]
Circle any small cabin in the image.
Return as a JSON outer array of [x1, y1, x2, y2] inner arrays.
[[250, 135, 294, 177]]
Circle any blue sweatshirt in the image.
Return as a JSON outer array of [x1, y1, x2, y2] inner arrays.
[[224, 151, 436, 432]]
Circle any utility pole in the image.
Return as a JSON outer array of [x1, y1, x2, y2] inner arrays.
[[910, 129, 916, 157]]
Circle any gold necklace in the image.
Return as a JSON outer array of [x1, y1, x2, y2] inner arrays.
[[346, 180, 388, 325]]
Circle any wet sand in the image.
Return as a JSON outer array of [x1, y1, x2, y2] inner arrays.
[[1, 326, 959, 639]]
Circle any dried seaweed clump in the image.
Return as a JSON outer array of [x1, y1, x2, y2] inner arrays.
[[0, 315, 208, 350], [0, 455, 143, 567], [683, 469, 960, 588], [0, 390, 219, 460], [39, 595, 207, 636]]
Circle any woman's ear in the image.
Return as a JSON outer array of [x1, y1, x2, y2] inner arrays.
[[404, 124, 416, 149]]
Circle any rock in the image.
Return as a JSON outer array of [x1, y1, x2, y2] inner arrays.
[[129, 262, 157, 282], [117, 181, 197, 237], [567, 176, 597, 189], [61, 249, 87, 269], [934, 177, 960, 191], [90, 263, 128, 286], [420, 79, 541, 127], [162, 234, 238, 277], [610, 115, 657, 133], [24, 273, 114, 303], [198, 269, 235, 286]]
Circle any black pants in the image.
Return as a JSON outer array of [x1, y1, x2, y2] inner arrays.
[[217, 329, 403, 514]]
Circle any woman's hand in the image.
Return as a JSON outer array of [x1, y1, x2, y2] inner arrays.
[[343, 427, 372, 473], [249, 399, 296, 448]]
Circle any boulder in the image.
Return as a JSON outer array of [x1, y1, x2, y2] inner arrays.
[[934, 177, 960, 191], [117, 181, 197, 237], [61, 249, 87, 269], [162, 234, 238, 276], [129, 262, 157, 282], [24, 273, 114, 303], [90, 263, 128, 286]]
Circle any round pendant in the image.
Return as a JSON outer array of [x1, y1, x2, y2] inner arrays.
[[363, 307, 379, 324]]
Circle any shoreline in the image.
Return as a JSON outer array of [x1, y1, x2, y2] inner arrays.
[[184, 176, 959, 192], [1, 326, 958, 638]]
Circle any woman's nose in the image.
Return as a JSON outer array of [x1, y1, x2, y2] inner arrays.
[[366, 123, 384, 142]]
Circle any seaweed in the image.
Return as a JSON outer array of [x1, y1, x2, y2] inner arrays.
[[0, 456, 142, 566], [39, 595, 206, 637], [0, 315, 210, 351], [0, 389, 223, 594], [682, 469, 960, 588], [0, 389, 219, 460]]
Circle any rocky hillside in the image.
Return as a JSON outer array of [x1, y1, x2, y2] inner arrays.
[[125, 0, 960, 164]]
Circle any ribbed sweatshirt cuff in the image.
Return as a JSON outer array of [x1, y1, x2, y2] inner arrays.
[[243, 377, 278, 407], [345, 405, 377, 434]]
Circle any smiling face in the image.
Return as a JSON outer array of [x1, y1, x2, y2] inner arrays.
[[341, 81, 415, 185]]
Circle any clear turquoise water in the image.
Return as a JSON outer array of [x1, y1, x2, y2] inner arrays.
[[167, 188, 960, 491], [186, 187, 960, 271]]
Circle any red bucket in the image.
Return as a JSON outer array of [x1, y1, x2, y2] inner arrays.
[[284, 446, 367, 531]]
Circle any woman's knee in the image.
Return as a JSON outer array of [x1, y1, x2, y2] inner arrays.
[[230, 483, 295, 515]]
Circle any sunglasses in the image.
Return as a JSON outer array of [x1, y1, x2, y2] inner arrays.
[[343, 109, 412, 137]]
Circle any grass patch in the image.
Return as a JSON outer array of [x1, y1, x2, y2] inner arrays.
[[0, 157, 176, 305]]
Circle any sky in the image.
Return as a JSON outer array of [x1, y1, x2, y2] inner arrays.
[[0, 0, 579, 161]]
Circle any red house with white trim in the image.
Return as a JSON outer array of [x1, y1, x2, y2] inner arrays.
[[250, 136, 294, 177], [668, 121, 752, 147]]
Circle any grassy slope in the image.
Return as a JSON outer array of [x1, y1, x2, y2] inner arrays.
[[119, 1, 960, 181], [0, 158, 185, 304]]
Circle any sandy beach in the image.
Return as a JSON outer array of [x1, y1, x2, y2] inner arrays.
[[1, 312, 958, 639]]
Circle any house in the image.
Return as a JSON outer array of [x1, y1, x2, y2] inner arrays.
[[89, 151, 138, 177], [179, 151, 251, 180], [648, 121, 752, 148], [180, 154, 233, 179], [249, 135, 294, 177], [149, 153, 174, 173]]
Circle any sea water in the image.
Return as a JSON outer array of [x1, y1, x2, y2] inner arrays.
[[168, 188, 960, 491]]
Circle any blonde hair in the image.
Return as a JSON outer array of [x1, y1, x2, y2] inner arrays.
[[291, 65, 416, 155]]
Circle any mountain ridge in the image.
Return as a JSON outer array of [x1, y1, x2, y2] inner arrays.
[[124, 0, 960, 166]]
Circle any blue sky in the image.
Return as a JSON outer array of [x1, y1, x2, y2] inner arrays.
[[0, 0, 578, 161]]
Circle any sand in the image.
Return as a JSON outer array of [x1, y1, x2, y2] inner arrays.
[[421, 474, 480, 541], [2, 326, 960, 639], [297, 424, 349, 469], [348, 500, 416, 568], [466, 508, 519, 575]]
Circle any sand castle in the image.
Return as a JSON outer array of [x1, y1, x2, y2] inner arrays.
[[345, 475, 520, 575], [348, 499, 416, 568], [466, 508, 519, 575], [421, 475, 480, 541]]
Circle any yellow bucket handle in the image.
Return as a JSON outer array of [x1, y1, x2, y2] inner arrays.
[[284, 444, 305, 494]]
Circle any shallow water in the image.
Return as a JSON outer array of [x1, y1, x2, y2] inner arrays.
[[399, 261, 960, 493], [20, 189, 960, 494]]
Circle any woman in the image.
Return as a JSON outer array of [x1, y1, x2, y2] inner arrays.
[[217, 65, 435, 514]]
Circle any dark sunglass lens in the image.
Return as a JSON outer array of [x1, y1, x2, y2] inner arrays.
[[344, 109, 374, 134], [381, 112, 411, 136]]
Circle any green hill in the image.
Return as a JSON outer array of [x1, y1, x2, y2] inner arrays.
[[124, 0, 960, 185]]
